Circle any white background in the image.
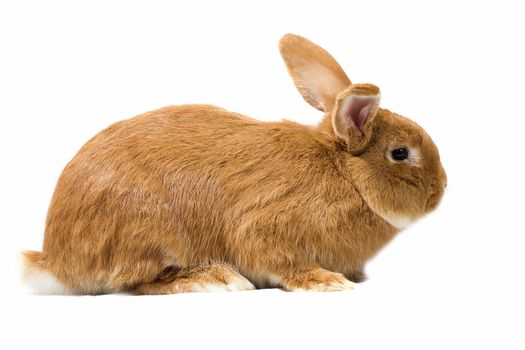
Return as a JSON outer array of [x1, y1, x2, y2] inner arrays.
[[1, 1, 524, 349]]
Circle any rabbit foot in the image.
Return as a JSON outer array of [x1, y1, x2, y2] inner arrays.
[[345, 269, 367, 283], [281, 268, 356, 292], [133, 264, 255, 295]]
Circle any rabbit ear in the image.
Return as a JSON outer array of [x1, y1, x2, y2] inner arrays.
[[279, 34, 351, 112], [332, 84, 381, 152]]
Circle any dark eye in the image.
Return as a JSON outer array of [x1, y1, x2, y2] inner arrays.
[[391, 148, 409, 161]]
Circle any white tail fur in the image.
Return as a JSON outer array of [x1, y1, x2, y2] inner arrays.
[[21, 251, 71, 295]]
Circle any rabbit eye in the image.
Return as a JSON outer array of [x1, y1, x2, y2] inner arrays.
[[391, 148, 409, 161]]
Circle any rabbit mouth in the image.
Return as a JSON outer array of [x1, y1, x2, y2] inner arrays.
[[426, 186, 444, 212]]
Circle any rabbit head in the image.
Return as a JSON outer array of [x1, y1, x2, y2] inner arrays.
[[280, 34, 447, 229]]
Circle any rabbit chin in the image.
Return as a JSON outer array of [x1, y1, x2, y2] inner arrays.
[[368, 205, 417, 230]]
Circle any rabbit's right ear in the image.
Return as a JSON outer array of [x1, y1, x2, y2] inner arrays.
[[332, 84, 381, 153], [279, 34, 351, 112]]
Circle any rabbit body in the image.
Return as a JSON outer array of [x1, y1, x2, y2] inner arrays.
[[22, 34, 446, 294]]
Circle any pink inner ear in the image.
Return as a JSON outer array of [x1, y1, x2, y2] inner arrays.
[[344, 95, 378, 132]]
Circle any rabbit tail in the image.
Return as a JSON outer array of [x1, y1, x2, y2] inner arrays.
[[21, 250, 71, 295]]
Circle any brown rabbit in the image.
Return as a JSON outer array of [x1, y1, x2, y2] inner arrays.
[[22, 34, 447, 295]]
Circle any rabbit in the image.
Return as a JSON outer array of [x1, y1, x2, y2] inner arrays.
[[22, 34, 447, 295]]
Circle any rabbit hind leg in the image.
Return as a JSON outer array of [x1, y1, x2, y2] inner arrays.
[[132, 264, 255, 295]]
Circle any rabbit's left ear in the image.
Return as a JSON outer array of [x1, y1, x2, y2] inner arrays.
[[332, 84, 381, 152], [279, 34, 351, 112]]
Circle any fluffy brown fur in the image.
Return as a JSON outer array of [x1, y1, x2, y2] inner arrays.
[[22, 34, 446, 294]]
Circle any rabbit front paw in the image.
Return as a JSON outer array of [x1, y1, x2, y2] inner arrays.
[[281, 268, 356, 292]]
